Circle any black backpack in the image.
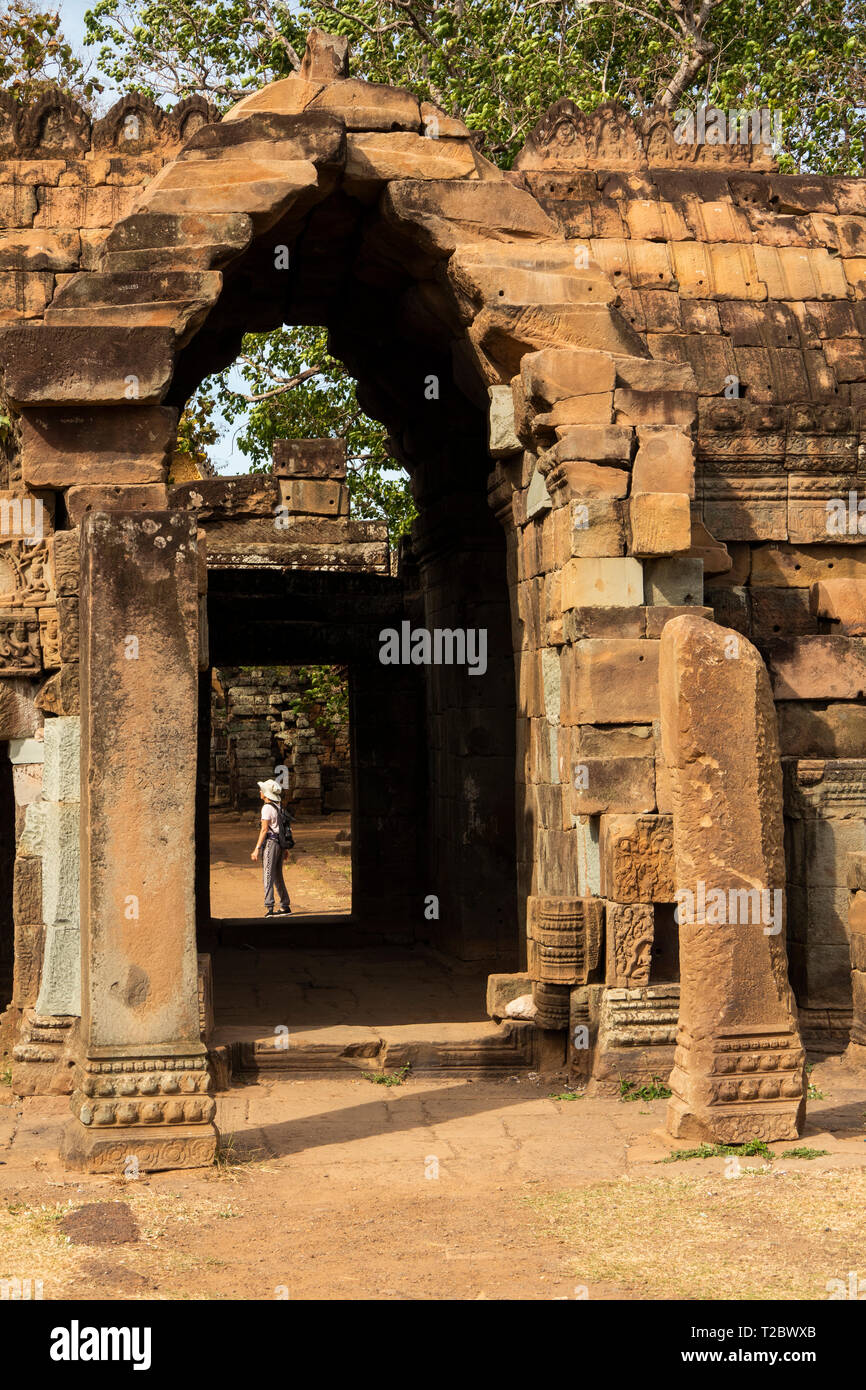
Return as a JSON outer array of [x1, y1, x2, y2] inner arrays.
[[271, 802, 295, 851]]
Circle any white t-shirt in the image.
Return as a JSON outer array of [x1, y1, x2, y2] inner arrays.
[[261, 802, 280, 838]]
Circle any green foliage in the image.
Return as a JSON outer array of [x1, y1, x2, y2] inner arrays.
[[0, 1, 102, 105], [781, 1147, 829, 1160], [287, 663, 349, 739], [187, 326, 416, 539], [85, 0, 866, 174], [84, 0, 306, 103], [548, 1088, 583, 1101], [362, 1064, 411, 1086], [662, 1139, 775, 1163], [618, 1075, 672, 1102]]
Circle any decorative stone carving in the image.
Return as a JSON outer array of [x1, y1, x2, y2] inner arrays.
[[515, 99, 645, 172], [18, 89, 91, 156], [92, 94, 165, 152], [0, 613, 40, 673], [515, 100, 778, 173], [531, 979, 570, 1030], [0, 539, 53, 609], [37, 606, 59, 668], [71, 1055, 215, 1128], [528, 894, 603, 985], [606, 901, 654, 986], [590, 984, 679, 1093], [600, 813, 675, 902], [168, 94, 220, 145]]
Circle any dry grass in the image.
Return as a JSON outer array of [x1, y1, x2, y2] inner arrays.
[[0, 1189, 238, 1300], [528, 1169, 866, 1300]]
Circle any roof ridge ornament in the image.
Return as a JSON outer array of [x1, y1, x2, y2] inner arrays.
[[514, 97, 779, 172]]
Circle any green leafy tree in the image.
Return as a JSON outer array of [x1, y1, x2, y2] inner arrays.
[[85, 0, 866, 172], [288, 664, 349, 739], [0, 1, 102, 105], [193, 326, 416, 536]]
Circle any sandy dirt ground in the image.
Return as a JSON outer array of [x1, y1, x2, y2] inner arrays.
[[209, 810, 352, 919], [1, 1057, 866, 1301], [2, 817, 865, 1301]]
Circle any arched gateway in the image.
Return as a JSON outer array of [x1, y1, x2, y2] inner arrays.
[[8, 28, 866, 1168]]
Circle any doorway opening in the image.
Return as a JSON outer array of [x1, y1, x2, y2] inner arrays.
[[208, 663, 352, 923]]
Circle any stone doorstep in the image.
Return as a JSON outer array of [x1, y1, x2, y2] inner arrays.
[[220, 1018, 540, 1077]]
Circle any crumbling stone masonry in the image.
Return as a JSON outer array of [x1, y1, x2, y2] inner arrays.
[[1, 28, 866, 1165]]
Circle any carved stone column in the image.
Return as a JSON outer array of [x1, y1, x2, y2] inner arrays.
[[660, 614, 806, 1142], [61, 512, 217, 1172]]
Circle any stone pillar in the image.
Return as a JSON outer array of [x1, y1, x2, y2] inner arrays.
[[660, 613, 806, 1142], [62, 512, 217, 1172]]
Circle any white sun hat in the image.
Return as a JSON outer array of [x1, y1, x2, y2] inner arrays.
[[257, 778, 282, 804]]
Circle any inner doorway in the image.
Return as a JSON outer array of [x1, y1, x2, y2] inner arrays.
[[208, 663, 353, 922]]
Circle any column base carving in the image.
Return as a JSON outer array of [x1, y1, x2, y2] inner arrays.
[[11, 1011, 77, 1095], [61, 1121, 218, 1173], [667, 1024, 806, 1143], [61, 1048, 219, 1172]]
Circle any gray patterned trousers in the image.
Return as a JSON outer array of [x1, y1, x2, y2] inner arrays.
[[262, 838, 290, 911]]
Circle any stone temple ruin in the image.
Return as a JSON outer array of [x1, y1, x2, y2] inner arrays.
[[1, 28, 866, 1168]]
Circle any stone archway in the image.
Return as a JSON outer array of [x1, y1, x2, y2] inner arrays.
[[0, 29, 806, 1168]]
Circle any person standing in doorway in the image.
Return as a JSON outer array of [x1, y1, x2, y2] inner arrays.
[[251, 778, 292, 917]]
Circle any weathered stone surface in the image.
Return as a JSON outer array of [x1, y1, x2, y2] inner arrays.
[[566, 639, 659, 723], [768, 636, 866, 700], [13, 854, 41, 926], [381, 178, 556, 255], [572, 756, 655, 815], [34, 663, 79, 716], [644, 557, 704, 606], [20, 408, 176, 488], [46, 269, 221, 337], [561, 556, 643, 609], [345, 132, 476, 184], [776, 701, 866, 758], [138, 157, 320, 226], [0, 327, 174, 407], [631, 427, 694, 495], [810, 578, 866, 634], [0, 229, 79, 271], [272, 437, 346, 480], [223, 80, 326, 124], [487, 384, 521, 457], [0, 676, 40, 738], [100, 210, 252, 272], [659, 614, 805, 1142], [629, 491, 691, 556], [309, 78, 420, 131], [43, 715, 80, 802], [569, 497, 627, 556], [64, 511, 215, 1171], [486, 972, 532, 1021]]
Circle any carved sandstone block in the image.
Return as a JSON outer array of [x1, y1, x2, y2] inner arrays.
[[527, 895, 603, 985], [599, 813, 675, 902], [605, 902, 654, 986], [0, 612, 41, 674]]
